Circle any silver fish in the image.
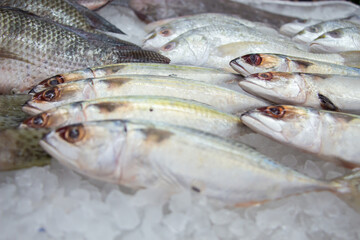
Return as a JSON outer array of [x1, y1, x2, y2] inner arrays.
[[279, 19, 321, 37]]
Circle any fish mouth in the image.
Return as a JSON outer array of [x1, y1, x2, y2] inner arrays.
[[239, 80, 278, 103], [22, 101, 42, 115], [230, 59, 251, 76]]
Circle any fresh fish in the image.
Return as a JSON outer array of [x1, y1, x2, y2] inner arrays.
[[40, 119, 360, 209], [0, 7, 169, 94], [0, 128, 50, 171], [22, 75, 269, 115], [31, 63, 242, 93], [129, 0, 297, 27], [280, 19, 321, 37], [157, 24, 347, 71], [0, 0, 124, 34], [21, 96, 249, 137], [292, 20, 360, 44], [310, 27, 360, 53], [230, 53, 360, 77], [76, 0, 110, 10], [0, 95, 30, 130], [241, 105, 360, 168], [240, 72, 360, 114], [143, 13, 278, 50]]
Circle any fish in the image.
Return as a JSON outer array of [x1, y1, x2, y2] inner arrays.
[[240, 72, 360, 114], [0, 7, 169, 94], [129, 0, 297, 28], [230, 53, 360, 77], [292, 20, 360, 44], [143, 13, 278, 50], [310, 27, 360, 53], [0, 94, 30, 130], [279, 19, 321, 37], [22, 75, 269, 115], [20, 96, 249, 137], [0, 127, 50, 171], [40, 119, 360, 210], [157, 24, 348, 71], [0, 0, 124, 34], [241, 105, 360, 168], [30, 63, 242, 93], [76, 0, 110, 10]]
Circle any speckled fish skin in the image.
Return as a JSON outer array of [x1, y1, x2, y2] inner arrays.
[[31, 63, 242, 93], [230, 53, 360, 77], [292, 20, 360, 44], [143, 13, 278, 50], [279, 19, 321, 37], [240, 72, 360, 114], [0, 95, 30, 130], [76, 0, 110, 10], [0, 0, 124, 34], [22, 75, 269, 115], [310, 27, 360, 53], [40, 119, 356, 206], [0, 8, 169, 94], [20, 96, 249, 137], [241, 105, 360, 168], [0, 127, 50, 171]]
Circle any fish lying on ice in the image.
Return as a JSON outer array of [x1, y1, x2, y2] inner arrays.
[[241, 105, 360, 168], [40, 119, 360, 210], [23, 75, 268, 115]]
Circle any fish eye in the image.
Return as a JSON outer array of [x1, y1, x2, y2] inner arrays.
[[57, 124, 85, 143], [242, 54, 262, 66], [161, 41, 176, 51], [261, 106, 286, 118], [159, 28, 172, 37], [23, 113, 49, 128], [308, 26, 319, 33], [328, 30, 342, 39], [48, 75, 65, 87], [257, 72, 273, 80], [42, 87, 59, 101]]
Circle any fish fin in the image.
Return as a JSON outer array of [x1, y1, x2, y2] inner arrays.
[[332, 171, 360, 213], [216, 41, 267, 56], [0, 47, 31, 64], [338, 51, 360, 68]]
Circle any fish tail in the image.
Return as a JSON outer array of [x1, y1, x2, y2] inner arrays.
[[333, 171, 360, 213], [339, 51, 360, 68]]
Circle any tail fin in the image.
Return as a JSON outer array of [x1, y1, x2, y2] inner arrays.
[[333, 171, 360, 213], [339, 51, 360, 68]]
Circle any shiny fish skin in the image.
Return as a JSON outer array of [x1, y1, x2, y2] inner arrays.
[[0, 8, 169, 94], [240, 72, 360, 114], [40, 119, 351, 206], [22, 75, 269, 115], [0, 0, 124, 34], [241, 105, 360, 168], [31, 63, 242, 93], [230, 53, 360, 77], [280, 19, 321, 37], [21, 96, 249, 137]]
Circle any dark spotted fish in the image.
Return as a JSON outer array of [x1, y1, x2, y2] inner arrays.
[[0, 95, 30, 130]]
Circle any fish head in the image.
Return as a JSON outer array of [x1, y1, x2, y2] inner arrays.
[[241, 105, 321, 151], [143, 25, 177, 50], [30, 75, 66, 94], [292, 23, 323, 44], [279, 19, 320, 37], [40, 121, 128, 182], [239, 72, 307, 104], [310, 28, 355, 53], [230, 54, 286, 76]]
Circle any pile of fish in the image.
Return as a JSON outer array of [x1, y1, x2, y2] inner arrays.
[[1, 0, 360, 212]]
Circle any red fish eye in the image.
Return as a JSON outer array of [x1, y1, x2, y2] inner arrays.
[[257, 72, 273, 80], [162, 41, 176, 51], [159, 29, 171, 37], [48, 75, 65, 86], [242, 54, 262, 66], [33, 87, 60, 102], [57, 124, 85, 143], [259, 106, 286, 118], [23, 113, 49, 128]]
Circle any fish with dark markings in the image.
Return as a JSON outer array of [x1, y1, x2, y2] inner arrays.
[[0, 95, 30, 130]]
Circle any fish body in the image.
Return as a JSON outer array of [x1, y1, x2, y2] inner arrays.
[[310, 27, 360, 53], [0, 0, 124, 34], [240, 72, 360, 114], [230, 53, 360, 76], [292, 20, 360, 44], [241, 105, 360, 168], [31, 63, 242, 93], [280, 19, 321, 37], [0, 8, 169, 93], [21, 96, 248, 137], [23, 75, 268, 115], [76, 0, 110, 10], [40, 119, 358, 206]]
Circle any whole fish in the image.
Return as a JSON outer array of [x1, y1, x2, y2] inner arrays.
[[156, 24, 349, 71], [77, 0, 110, 10], [31, 63, 242, 93], [280, 19, 321, 37], [292, 20, 360, 44], [129, 0, 297, 27], [0, 128, 50, 171], [0, 8, 169, 94], [22, 75, 269, 115], [40, 119, 360, 209], [230, 53, 360, 77], [21, 96, 249, 137], [143, 13, 278, 50], [0, 0, 124, 34], [310, 27, 360, 53], [241, 105, 360, 168], [240, 72, 360, 114]]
